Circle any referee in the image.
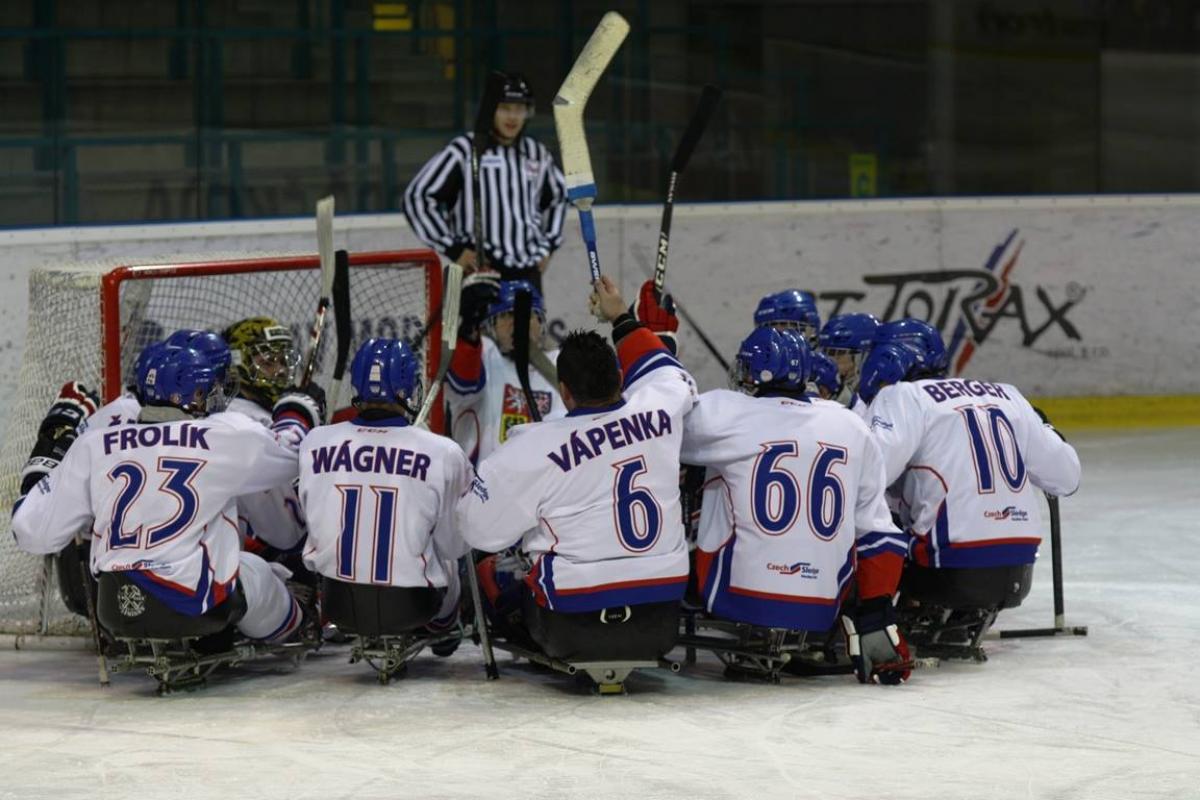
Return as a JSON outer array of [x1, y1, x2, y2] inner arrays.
[[403, 72, 568, 291]]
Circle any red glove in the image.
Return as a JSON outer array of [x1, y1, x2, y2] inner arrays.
[[632, 280, 679, 334]]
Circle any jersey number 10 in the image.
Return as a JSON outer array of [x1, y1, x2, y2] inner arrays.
[[958, 405, 1027, 494]]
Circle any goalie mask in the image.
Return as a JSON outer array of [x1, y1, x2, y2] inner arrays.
[[223, 317, 300, 406]]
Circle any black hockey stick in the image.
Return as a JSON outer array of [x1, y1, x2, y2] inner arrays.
[[633, 251, 730, 372], [464, 554, 499, 680], [991, 494, 1088, 639], [654, 84, 721, 295], [75, 536, 109, 686], [409, 73, 506, 357], [326, 249, 352, 419], [512, 290, 542, 422]]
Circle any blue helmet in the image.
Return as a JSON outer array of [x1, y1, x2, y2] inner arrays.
[[858, 343, 918, 404], [133, 341, 169, 397], [874, 319, 949, 378], [809, 351, 843, 399], [350, 338, 423, 415], [818, 313, 880, 353], [139, 346, 221, 414], [753, 290, 820, 337], [488, 280, 545, 322], [775, 329, 812, 391], [165, 329, 232, 374], [731, 327, 806, 392]]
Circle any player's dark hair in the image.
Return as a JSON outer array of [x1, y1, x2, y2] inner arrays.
[[556, 330, 622, 407]]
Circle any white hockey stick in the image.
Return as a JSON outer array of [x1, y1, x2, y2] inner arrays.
[[414, 263, 463, 429], [301, 195, 336, 390], [554, 11, 629, 287]]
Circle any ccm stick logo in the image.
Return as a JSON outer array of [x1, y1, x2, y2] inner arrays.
[[768, 561, 820, 579]]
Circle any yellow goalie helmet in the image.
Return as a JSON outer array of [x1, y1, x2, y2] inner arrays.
[[222, 317, 300, 405]]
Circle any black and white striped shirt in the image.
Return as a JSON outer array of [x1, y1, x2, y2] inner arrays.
[[403, 133, 568, 272]]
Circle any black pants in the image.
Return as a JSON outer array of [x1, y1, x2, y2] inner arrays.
[[901, 563, 1034, 611], [322, 578, 444, 636], [520, 590, 679, 662], [97, 572, 246, 639]]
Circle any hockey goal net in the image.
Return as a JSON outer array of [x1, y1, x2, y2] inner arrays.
[[0, 249, 442, 636]]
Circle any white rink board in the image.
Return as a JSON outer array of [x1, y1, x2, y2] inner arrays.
[[0, 428, 1197, 800], [2, 195, 1198, 427]]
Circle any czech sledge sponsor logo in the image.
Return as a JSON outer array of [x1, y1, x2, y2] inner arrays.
[[768, 561, 820, 579], [469, 476, 490, 503], [984, 505, 1029, 522], [870, 415, 894, 431]]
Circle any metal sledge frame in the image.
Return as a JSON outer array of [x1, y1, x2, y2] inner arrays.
[[487, 636, 679, 695], [677, 613, 814, 683], [348, 625, 470, 685], [107, 635, 317, 695]]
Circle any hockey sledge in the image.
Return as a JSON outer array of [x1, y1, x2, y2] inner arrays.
[[96, 573, 319, 695], [322, 578, 464, 685]]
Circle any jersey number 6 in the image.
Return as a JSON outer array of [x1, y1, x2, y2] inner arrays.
[[751, 441, 847, 539], [612, 456, 663, 553]]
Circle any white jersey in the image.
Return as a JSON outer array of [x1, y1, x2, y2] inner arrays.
[[12, 412, 302, 615], [868, 377, 1081, 568], [298, 417, 471, 589], [80, 392, 142, 432], [444, 335, 566, 464], [456, 329, 697, 613], [225, 397, 308, 553], [682, 391, 906, 631]]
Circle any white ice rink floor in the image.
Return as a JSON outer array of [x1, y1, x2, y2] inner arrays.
[[0, 428, 1197, 800]]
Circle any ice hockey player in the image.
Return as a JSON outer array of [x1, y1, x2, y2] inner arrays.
[[864, 319, 1081, 652], [220, 318, 309, 557], [11, 344, 325, 643], [444, 279, 566, 464], [403, 72, 567, 290], [808, 350, 843, 401], [455, 277, 694, 663], [297, 338, 472, 650], [80, 330, 234, 433], [753, 289, 821, 344], [681, 326, 913, 684], [817, 312, 880, 411]]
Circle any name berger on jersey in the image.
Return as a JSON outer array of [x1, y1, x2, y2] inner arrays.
[[545, 408, 673, 473]]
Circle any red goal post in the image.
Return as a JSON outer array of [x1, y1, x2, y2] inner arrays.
[[0, 248, 444, 638]]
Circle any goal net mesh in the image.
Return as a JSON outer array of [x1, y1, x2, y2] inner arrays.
[[0, 250, 441, 635]]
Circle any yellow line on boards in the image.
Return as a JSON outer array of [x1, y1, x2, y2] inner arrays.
[[1029, 395, 1200, 430]]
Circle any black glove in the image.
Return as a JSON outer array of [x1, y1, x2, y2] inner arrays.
[[841, 596, 912, 685], [1032, 405, 1066, 442], [21, 382, 99, 495], [459, 273, 501, 342], [273, 383, 326, 430]]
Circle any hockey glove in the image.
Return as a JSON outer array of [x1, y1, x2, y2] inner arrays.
[[273, 383, 326, 431], [459, 272, 501, 342], [632, 280, 679, 354], [21, 382, 99, 495], [1032, 405, 1067, 442], [841, 596, 912, 685]]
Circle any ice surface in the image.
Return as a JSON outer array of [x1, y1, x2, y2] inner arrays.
[[0, 428, 1197, 800]]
